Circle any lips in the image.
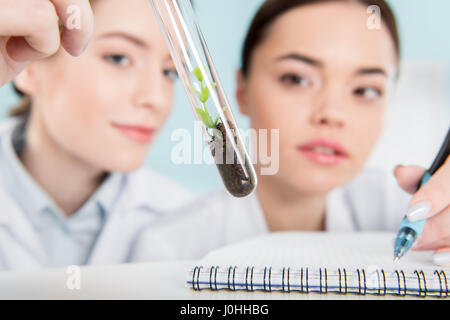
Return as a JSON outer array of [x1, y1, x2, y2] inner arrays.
[[298, 139, 349, 166], [112, 123, 155, 143]]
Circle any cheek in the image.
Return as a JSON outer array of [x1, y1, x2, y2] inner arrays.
[[159, 90, 174, 122], [44, 63, 115, 134], [37, 65, 152, 172], [349, 107, 385, 163], [248, 84, 312, 163], [39, 57, 116, 129], [247, 79, 302, 131]]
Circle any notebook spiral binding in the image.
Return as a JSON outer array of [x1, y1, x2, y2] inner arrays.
[[189, 266, 449, 298]]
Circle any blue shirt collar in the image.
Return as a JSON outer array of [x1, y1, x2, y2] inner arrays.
[[1, 117, 124, 222]]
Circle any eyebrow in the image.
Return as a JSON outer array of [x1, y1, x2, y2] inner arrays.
[[275, 53, 388, 78], [97, 32, 148, 49], [355, 68, 387, 77], [275, 53, 323, 67]]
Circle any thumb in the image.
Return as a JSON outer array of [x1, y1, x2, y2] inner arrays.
[[6, 36, 50, 62], [394, 165, 426, 194], [405, 156, 450, 222]]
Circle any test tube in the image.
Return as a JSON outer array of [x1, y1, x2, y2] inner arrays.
[[150, 0, 257, 197]]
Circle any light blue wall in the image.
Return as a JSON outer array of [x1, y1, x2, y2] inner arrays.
[[387, 0, 450, 62], [0, 0, 449, 195]]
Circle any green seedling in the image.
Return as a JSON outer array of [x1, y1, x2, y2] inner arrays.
[[189, 66, 227, 130]]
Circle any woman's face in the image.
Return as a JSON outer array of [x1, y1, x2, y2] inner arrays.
[[21, 0, 176, 172], [237, 1, 397, 194]]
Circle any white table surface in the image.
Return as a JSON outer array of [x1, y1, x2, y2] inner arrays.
[[0, 260, 428, 300]]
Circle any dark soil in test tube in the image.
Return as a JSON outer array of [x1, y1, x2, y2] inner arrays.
[[210, 121, 254, 197]]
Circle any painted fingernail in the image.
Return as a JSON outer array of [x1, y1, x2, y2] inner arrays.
[[406, 202, 432, 222], [411, 238, 422, 250], [433, 252, 450, 266]]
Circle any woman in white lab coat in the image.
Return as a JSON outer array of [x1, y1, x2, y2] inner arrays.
[[130, 0, 450, 266], [0, 0, 191, 270]]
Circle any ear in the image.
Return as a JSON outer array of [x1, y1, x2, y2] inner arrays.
[[13, 63, 39, 96], [235, 69, 250, 116]]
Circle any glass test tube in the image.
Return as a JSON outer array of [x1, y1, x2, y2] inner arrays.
[[150, 0, 257, 197]]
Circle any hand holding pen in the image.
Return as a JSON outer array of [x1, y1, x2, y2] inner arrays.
[[393, 127, 450, 265]]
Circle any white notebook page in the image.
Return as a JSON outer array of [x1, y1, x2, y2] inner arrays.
[[188, 232, 449, 298], [197, 232, 438, 269]]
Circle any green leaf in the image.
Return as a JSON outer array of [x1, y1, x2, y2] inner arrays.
[[195, 108, 209, 126], [196, 108, 214, 129], [213, 115, 220, 127], [192, 67, 203, 82], [190, 86, 206, 103], [189, 85, 201, 98], [200, 86, 210, 103], [203, 103, 211, 120]]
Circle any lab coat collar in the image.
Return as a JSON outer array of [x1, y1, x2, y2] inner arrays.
[[84, 171, 125, 218], [0, 185, 49, 264], [0, 117, 55, 217]]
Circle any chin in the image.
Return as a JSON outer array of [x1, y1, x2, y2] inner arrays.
[[282, 169, 353, 195], [100, 153, 147, 173], [113, 162, 145, 173]]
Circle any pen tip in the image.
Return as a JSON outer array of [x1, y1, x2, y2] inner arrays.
[[393, 256, 399, 263]]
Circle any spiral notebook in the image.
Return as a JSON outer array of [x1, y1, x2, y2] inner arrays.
[[187, 232, 449, 298]]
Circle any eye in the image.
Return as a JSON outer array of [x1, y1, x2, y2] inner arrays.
[[353, 87, 382, 100], [163, 68, 178, 82], [103, 54, 131, 67], [280, 74, 311, 87]]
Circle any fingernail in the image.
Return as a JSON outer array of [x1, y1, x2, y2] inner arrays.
[[406, 202, 432, 222], [74, 45, 87, 57], [80, 42, 89, 55], [433, 252, 450, 266], [72, 42, 88, 57], [411, 237, 422, 250]]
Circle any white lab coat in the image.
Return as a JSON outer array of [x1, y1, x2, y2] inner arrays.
[[129, 168, 413, 262], [0, 119, 192, 271]]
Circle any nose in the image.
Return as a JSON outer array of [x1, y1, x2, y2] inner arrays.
[[132, 67, 170, 112], [310, 84, 346, 129]]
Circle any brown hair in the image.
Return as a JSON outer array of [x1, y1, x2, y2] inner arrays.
[[241, 0, 401, 77], [9, 84, 30, 117]]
